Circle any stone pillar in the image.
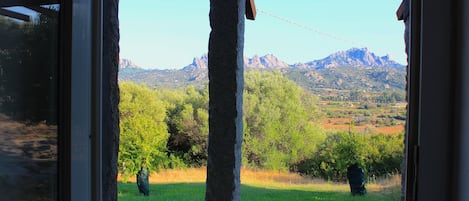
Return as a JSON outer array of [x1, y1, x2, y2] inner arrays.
[[102, 0, 120, 200], [205, 0, 245, 200]]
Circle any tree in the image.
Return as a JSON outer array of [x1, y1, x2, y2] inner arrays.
[[243, 71, 325, 170], [119, 82, 169, 181], [163, 86, 209, 167]]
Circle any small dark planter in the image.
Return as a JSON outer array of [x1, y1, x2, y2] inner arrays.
[[136, 167, 150, 196], [347, 164, 367, 196]]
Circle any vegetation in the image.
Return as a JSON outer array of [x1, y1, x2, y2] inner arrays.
[[119, 82, 170, 181], [294, 132, 403, 181], [159, 86, 209, 167], [243, 71, 325, 170], [119, 65, 406, 94], [118, 70, 404, 184], [118, 182, 399, 201], [118, 168, 401, 200]]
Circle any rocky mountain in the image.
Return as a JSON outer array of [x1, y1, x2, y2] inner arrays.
[[181, 48, 404, 70], [119, 48, 406, 92], [245, 54, 289, 69], [183, 54, 290, 70], [182, 54, 208, 70], [119, 58, 142, 69], [296, 48, 405, 70]]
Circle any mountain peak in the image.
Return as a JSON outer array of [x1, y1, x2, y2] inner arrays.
[[306, 47, 404, 70], [182, 54, 208, 70], [245, 54, 289, 69], [119, 58, 142, 69], [183, 54, 289, 70], [135, 48, 404, 71], [191, 54, 208, 69]]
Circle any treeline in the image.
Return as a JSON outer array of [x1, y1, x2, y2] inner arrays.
[[118, 71, 403, 181], [322, 90, 406, 104]]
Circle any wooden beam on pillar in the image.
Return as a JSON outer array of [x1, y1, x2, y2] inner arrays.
[[0, 8, 30, 21], [206, 0, 245, 200], [246, 0, 256, 20]]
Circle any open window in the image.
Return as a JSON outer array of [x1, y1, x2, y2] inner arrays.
[[2, 0, 469, 200]]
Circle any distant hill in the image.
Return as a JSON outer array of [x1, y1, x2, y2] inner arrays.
[[294, 48, 404, 70], [119, 48, 406, 92]]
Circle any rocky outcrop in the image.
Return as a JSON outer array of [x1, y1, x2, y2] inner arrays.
[[304, 48, 404, 70], [119, 58, 142, 69], [244, 54, 289, 69]]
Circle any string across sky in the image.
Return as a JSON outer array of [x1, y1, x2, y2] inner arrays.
[[257, 9, 364, 49], [119, 0, 406, 69]]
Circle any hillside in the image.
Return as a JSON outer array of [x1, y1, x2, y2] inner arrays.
[[118, 48, 406, 92]]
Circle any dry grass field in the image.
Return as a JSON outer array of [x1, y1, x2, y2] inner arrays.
[[118, 167, 400, 193], [321, 117, 404, 135], [118, 168, 401, 201]]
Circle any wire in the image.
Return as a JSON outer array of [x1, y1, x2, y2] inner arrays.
[[256, 8, 366, 48]]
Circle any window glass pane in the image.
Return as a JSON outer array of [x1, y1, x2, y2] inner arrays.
[[0, 5, 60, 201]]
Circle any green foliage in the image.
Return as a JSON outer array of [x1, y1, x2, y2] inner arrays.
[[117, 71, 404, 180], [295, 132, 404, 181], [373, 91, 406, 103], [162, 86, 209, 167], [243, 71, 325, 170], [119, 82, 170, 181], [367, 134, 405, 177]]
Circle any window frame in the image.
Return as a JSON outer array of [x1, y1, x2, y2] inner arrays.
[[59, 0, 103, 200], [406, 0, 468, 200], [55, 0, 469, 200]]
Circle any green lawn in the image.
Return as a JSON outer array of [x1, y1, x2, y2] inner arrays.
[[118, 182, 399, 201]]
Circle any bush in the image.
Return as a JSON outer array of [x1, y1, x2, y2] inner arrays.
[[294, 132, 404, 181]]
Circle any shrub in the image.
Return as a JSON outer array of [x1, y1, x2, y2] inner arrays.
[[294, 132, 404, 181]]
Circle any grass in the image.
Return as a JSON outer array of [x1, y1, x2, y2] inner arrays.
[[119, 183, 398, 201], [118, 168, 401, 201]]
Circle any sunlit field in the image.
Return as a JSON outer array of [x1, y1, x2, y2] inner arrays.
[[118, 168, 401, 201], [322, 117, 404, 135]]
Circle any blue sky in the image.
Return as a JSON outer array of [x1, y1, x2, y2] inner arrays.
[[119, 0, 406, 69]]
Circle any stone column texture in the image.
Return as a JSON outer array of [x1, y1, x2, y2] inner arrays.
[[102, 0, 120, 200], [205, 0, 245, 201]]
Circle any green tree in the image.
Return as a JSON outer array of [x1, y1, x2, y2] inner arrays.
[[373, 90, 405, 103], [163, 86, 209, 167], [243, 71, 325, 170], [119, 82, 169, 181]]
